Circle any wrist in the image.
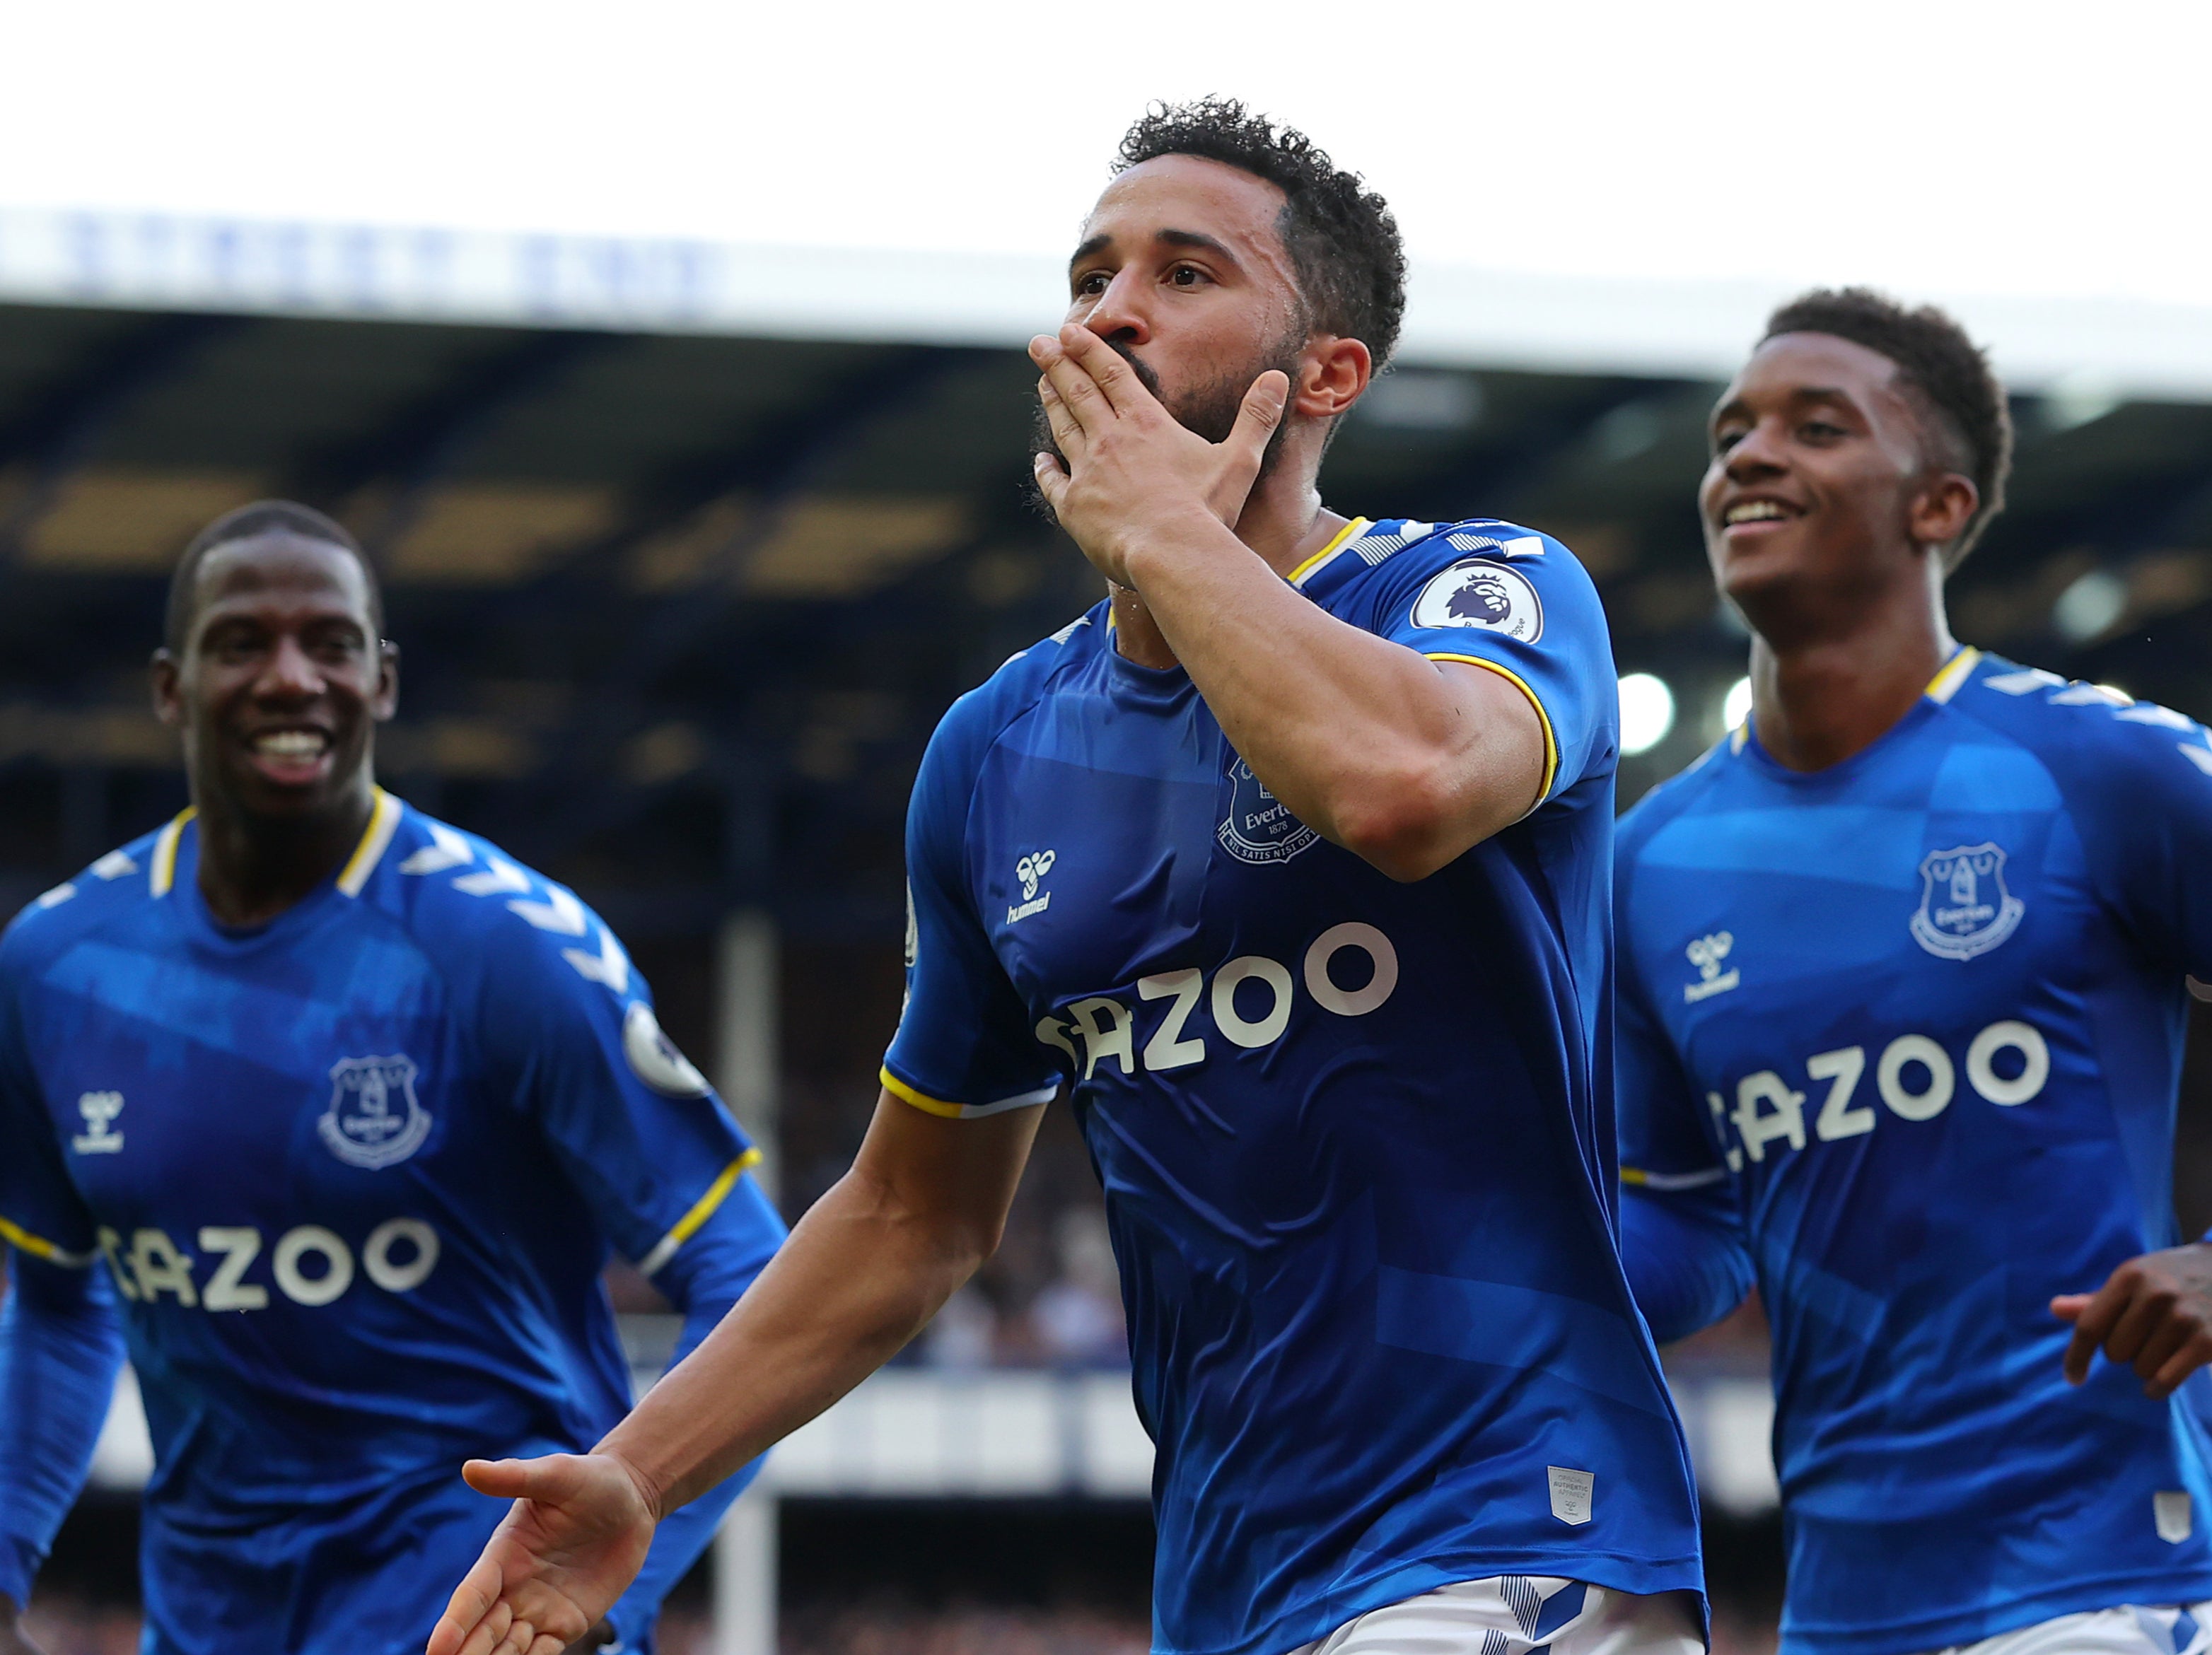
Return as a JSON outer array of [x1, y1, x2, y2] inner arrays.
[[597, 1438, 674, 1525], [1117, 506, 1242, 591]]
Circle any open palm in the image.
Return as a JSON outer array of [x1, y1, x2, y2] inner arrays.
[[427, 1453, 659, 1655]]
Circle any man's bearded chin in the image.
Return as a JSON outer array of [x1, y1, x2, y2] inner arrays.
[[1030, 339, 1305, 515]]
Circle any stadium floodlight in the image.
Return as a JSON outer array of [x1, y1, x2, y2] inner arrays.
[[1722, 676, 1754, 732], [1617, 672, 1676, 756], [2054, 569, 2127, 644]]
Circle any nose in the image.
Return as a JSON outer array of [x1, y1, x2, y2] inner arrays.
[[255, 635, 325, 701], [1724, 414, 1790, 481], [1077, 267, 1151, 349]]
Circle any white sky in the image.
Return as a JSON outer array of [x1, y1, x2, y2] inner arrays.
[[6, 0, 2209, 308]]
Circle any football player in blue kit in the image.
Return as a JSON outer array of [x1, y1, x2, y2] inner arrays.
[[1615, 289, 2212, 1655], [0, 502, 786, 1655], [430, 99, 1704, 1655]]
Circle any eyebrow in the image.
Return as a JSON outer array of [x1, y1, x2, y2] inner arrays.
[[1711, 385, 1858, 428], [1066, 227, 1242, 277]]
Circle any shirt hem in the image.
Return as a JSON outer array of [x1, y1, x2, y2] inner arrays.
[[1779, 1565, 2212, 1655], [1156, 1548, 1705, 1655]]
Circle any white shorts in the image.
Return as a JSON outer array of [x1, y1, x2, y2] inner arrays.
[[1289, 1576, 1704, 1655], [1918, 1602, 2212, 1655]]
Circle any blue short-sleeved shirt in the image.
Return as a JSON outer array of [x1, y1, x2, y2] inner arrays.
[[884, 518, 1704, 1655], [1617, 649, 2212, 1654]]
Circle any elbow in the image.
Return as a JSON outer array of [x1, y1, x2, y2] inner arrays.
[[1332, 761, 1482, 882]]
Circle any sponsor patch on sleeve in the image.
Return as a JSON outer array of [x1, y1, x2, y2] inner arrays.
[[1411, 559, 1543, 641]]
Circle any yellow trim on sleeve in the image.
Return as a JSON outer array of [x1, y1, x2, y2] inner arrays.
[[0, 1212, 93, 1268], [1286, 517, 1373, 589], [1619, 1166, 1649, 1187], [149, 808, 196, 899], [636, 1147, 763, 1277], [336, 788, 402, 897], [1924, 645, 1982, 704], [880, 1065, 966, 1119], [1425, 653, 1559, 805]]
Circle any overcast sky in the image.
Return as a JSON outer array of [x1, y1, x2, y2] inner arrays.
[[7, 0, 2208, 308]]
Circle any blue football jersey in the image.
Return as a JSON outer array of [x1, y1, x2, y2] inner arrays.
[[0, 792, 784, 1655], [1616, 648, 2212, 1654], [883, 518, 1704, 1655]]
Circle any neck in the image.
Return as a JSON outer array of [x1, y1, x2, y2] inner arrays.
[[192, 777, 378, 928], [1112, 458, 1341, 671], [1742, 555, 1956, 772]]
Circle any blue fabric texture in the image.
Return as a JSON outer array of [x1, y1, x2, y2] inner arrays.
[[885, 520, 1703, 1655], [1614, 652, 2212, 1654], [0, 1253, 125, 1611], [0, 798, 786, 1653]]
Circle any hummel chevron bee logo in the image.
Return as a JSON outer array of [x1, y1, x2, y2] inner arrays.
[[1008, 850, 1056, 925], [1684, 932, 1739, 1002]]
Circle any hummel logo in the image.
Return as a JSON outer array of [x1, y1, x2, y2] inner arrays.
[[1684, 933, 1740, 1002], [1008, 850, 1056, 925], [72, 1091, 125, 1154]]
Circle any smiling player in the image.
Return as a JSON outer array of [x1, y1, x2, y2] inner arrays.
[[0, 501, 785, 1655], [429, 98, 1704, 1655], [1616, 289, 2212, 1654]]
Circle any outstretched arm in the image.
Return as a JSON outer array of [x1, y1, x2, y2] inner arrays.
[[1030, 326, 1547, 882], [596, 1175, 783, 1649], [430, 1093, 1043, 1655], [0, 1250, 125, 1644]]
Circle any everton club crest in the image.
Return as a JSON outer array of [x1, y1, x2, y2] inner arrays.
[[1910, 843, 2025, 961], [1218, 756, 1319, 865], [319, 1054, 431, 1169]]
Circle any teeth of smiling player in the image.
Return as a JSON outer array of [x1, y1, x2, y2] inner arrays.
[[1726, 501, 1788, 524], [254, 731, 327, 756]]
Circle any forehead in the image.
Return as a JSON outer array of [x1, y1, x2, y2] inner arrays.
[[1722, 331, 1907, 413], [1081, 154, 1289, 255], [191, 533, 372, 627]]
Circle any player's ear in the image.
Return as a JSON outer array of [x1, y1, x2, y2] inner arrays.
[[1909, 472, 1978, 556], [151, 648, 182, 727], [1296, 334, 1372, 421], [372, 640, 400, 723]]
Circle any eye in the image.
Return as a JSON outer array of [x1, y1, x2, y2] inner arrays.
[[1800, 419, 1846, 442], [1073, 271, 1110, 298], [1168, 264, 1209, 288], [1711, 427, 1746, 455]]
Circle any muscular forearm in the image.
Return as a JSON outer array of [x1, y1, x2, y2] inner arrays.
[[1127, 516, 1541, 876], [599, 1148, 995, 1514]]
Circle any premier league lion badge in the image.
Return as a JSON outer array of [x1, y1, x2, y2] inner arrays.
[[1910, 843, 2025, 961], [1218, 756, 1320, 865], [1411, 558, 1543, 641], [319, 1054, 431, 1169]]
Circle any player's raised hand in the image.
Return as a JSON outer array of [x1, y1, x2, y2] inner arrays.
[[1030, 323, 1287, 586], [2053, 1241, 2212, 1400], [426, 1453, 659, 1655]]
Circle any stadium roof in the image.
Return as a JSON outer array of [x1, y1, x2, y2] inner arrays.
[[2, 292, 2209, 942]]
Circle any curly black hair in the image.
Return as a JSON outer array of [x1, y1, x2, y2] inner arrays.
[[1762, 288, 2013, 568], [1115, 98, 1407, 371], [166, 499, 382, 652]]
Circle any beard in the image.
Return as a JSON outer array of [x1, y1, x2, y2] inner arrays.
[[1028, 333, 1305, 520]]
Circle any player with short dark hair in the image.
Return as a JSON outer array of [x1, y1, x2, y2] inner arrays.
[[1616, 289, 2212, 1654], [0, 503, 785, 1655], [431, 99, 1704, 1655]]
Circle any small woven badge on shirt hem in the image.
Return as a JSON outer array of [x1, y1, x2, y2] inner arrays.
[[1547, 1466, 1595, 1526]]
